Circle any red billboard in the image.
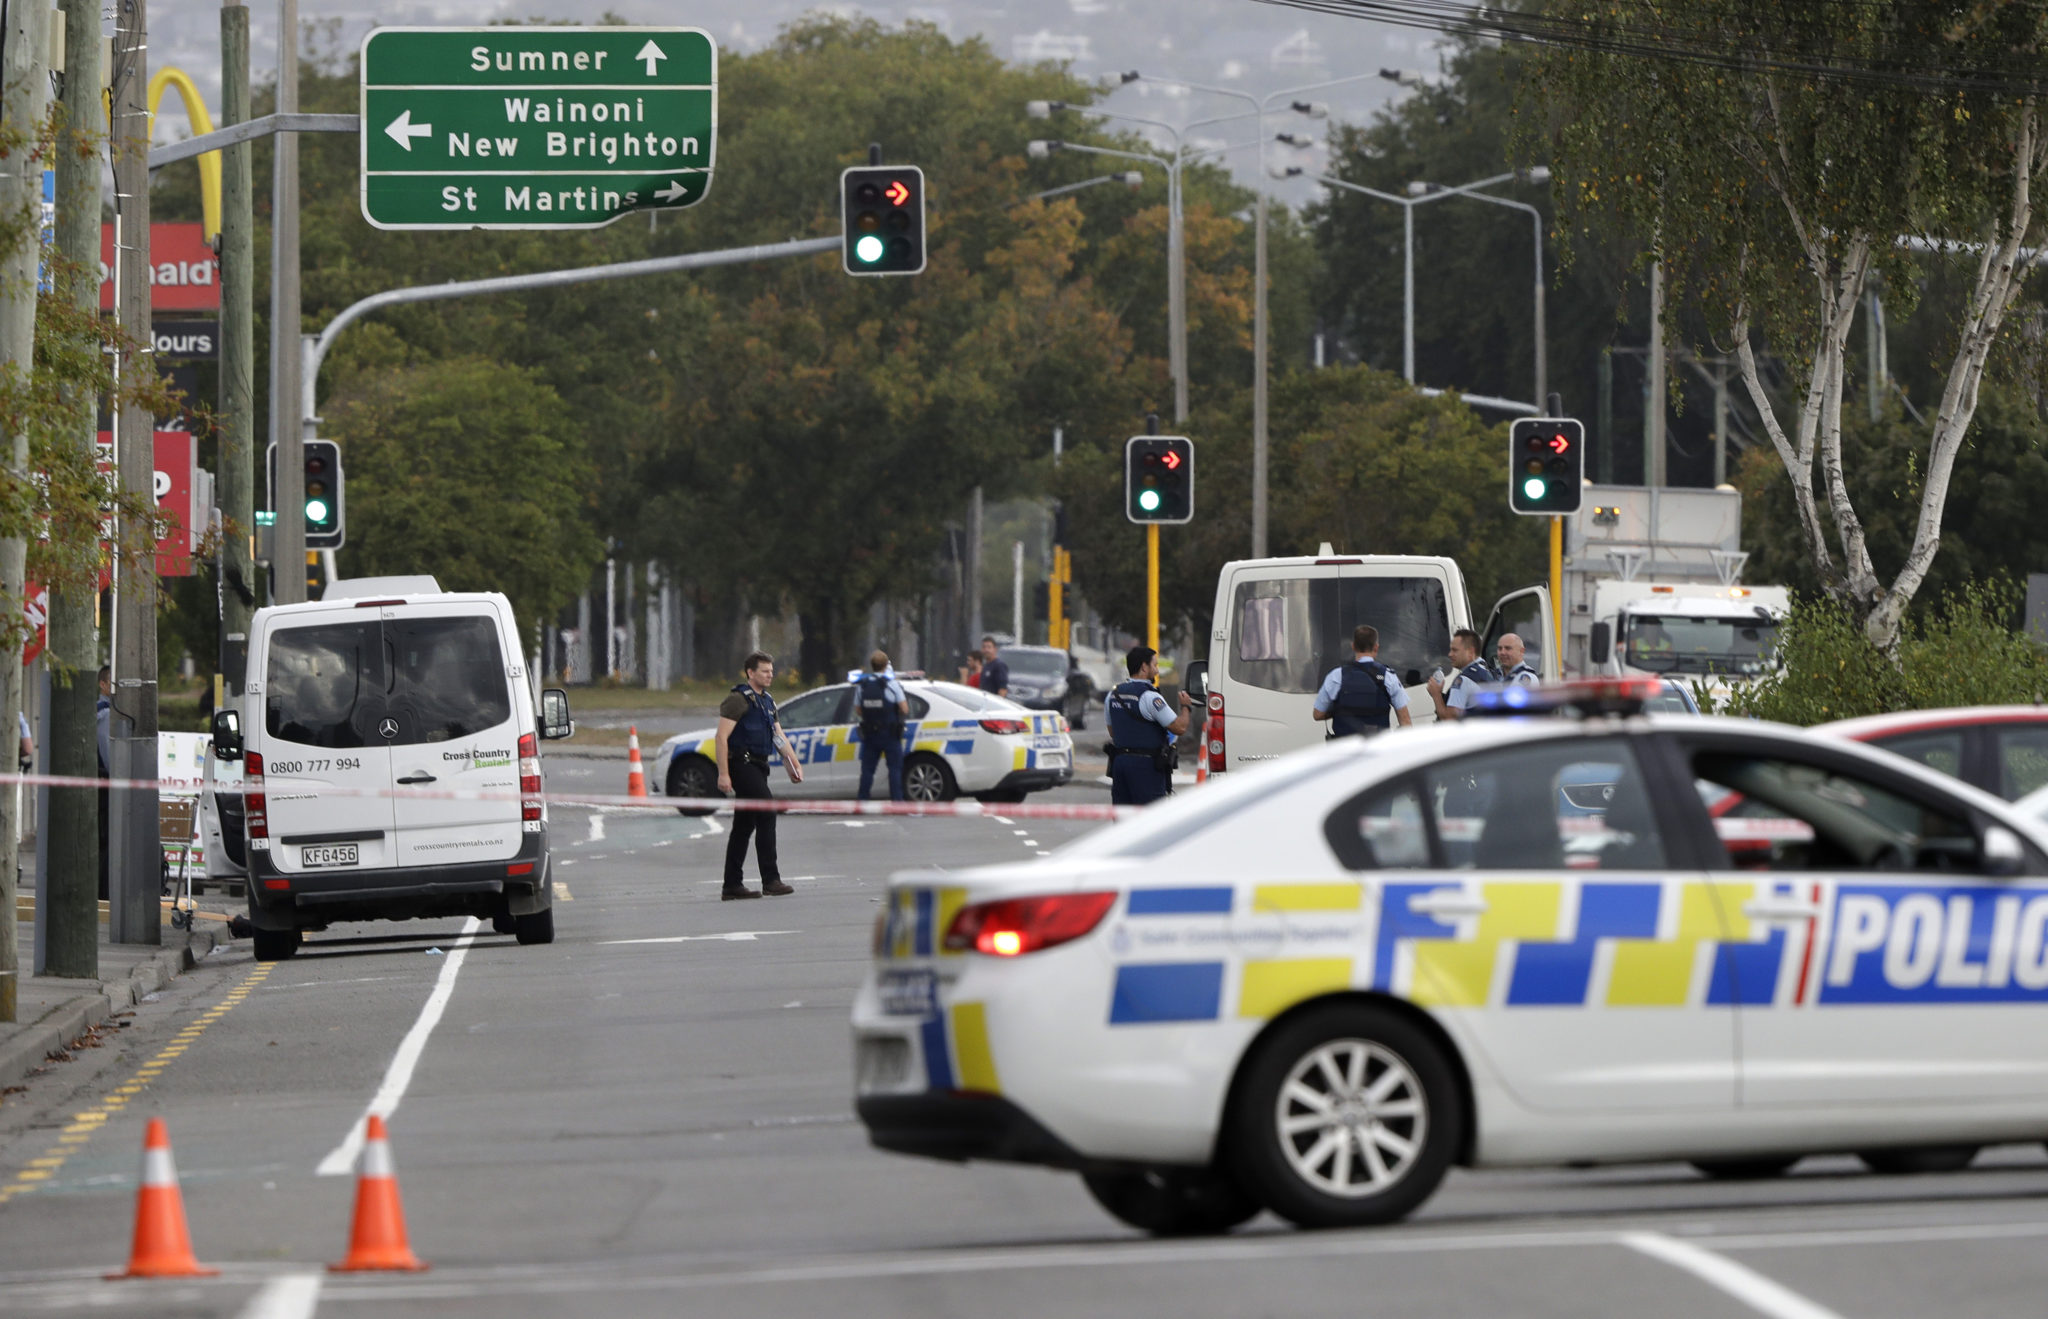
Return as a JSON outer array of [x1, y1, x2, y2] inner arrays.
[[97, 431, 199, 577], [99, 223, 220, 312]]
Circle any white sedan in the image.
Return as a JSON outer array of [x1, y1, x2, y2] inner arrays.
[[852, 679, 2048, 1234], [655, 679, 1073, 807]]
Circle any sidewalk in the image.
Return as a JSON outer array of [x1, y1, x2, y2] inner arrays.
[[0, 892, 236, 1094]]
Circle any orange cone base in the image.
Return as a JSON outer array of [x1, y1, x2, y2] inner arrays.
[[108, 1190, 218, 1278], [330, 1180, 428, 1272]]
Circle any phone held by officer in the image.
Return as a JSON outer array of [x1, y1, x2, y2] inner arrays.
[[1312, 624, 1414, 737], [1105, 645, 1190, 806], [714, 650, 803, 901]]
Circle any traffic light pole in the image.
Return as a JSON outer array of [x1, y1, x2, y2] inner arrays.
[[1550, 517, 1564, 671], [1147, 525, 1160, 654]]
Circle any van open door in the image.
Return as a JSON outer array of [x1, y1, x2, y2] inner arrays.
[[1481, 585, 1559, 680]]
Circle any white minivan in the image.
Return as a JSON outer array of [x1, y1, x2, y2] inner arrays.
[[1187, 547, 1556, 775], [208, 577, 574, 961]]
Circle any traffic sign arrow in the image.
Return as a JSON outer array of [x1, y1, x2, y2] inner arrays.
[[655, 179, 689, 203], [884, 180, 910, 206], [636, 39, 667, 76], [384, 108, 433, 151]]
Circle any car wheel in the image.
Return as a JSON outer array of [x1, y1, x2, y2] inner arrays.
[[668, 754, 718, 818], [1081, 1167, 1261, 1237], [1691, 1156, 1801, 1181], [513, 906, 555, 946], [1227, 1004, 1459, 1229], [1858, 1145, 1979, 1175], [903, 754, 957, 803], [252, 927, 300, 962]]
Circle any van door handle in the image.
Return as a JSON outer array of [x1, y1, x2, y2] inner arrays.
[[1408, 888, 1487, 919], [396, 772, 437, 785], [1742, 897, 1819, 922]]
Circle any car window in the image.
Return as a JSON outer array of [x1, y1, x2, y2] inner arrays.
[[1325, 779, 1432, 869], [929, 683, 1000, 712], [1480, 591, 1547, 676], [385, 616, 511, 745], [265, 621, 384, 749], [1996, 725, 2048, 800], [1870, 728, 1966, 782], [1691, 751, 1980, 872], [1229, 574, 1450, 694], [1003, 649, 1067, 678], [1424, 738, 1668, 871], [904, 693, 930, 721], [776, 688, 846, 730]]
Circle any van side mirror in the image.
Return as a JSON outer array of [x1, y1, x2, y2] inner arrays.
[[1182, 661, 1208, 701], [211, 709, 242, 761], [1590, 621, 1612, 666], [1982, 824, 2027, 877], [540, 688, 574, 741]]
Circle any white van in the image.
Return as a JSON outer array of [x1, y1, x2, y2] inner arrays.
[[1186, 548, 1556, 775], [207, 577, 574, 961]]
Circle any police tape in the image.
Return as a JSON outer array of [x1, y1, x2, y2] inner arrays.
[[0, 770, 1136, 823]]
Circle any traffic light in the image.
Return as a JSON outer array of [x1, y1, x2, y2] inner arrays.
[[267, 439, 347, 549], [1125, 435, 1195, 524], [1508, 417, 1584, 515], [841, 165, 926, 275]]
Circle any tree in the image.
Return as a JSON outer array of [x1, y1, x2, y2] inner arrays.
[[1527, 1, 2048, 651]]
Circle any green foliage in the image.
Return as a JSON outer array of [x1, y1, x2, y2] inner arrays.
[[1715, 582, 2048, 725]]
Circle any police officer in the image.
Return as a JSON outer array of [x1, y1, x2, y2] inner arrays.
[[1312, 624, 1413, 736], [854, 649, 910, 802], [1496, 632, 1541, 686], [1426, 628, 1494, 721], [715, 650, 804, 900], [1105, 645, 1190, 806], [976, 635, 1010, 699]]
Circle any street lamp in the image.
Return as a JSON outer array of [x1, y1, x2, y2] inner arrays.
[[1407, 168, 1552, 406]]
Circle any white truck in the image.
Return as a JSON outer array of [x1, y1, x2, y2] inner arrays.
[[1566, 484, 1788, 691]]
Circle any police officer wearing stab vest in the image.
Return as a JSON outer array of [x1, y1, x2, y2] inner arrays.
[[1313, 624, 1414, 736], [1105, 645, 1191, 806], [1427, 628, 1495, 721], [716, 650, 803, 900], [854, 649, 910, 802]]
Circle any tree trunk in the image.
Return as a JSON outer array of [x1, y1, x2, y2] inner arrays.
[[797, 599, 840, 684]]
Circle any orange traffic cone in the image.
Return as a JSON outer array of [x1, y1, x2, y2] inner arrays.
[[330, 1115, 428, 1273], [626, 725, 648, 799], [109, 1118, 217, 1279]]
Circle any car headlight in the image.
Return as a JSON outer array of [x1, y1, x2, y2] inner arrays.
[[1045, 680, 1067, 700]]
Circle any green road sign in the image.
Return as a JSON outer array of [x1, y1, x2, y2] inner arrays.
[[359, 26, 716, 230]]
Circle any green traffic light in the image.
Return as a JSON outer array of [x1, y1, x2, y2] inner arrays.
[[1522, 477, 1547, 502], [855, 234, 885, 264], [1138, 489, 1162, 513], [306, 498, 329, 524]]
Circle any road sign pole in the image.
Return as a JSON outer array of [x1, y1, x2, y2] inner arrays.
[[1550, 516, 1564, 676], [1147, 524, 1160, 653]]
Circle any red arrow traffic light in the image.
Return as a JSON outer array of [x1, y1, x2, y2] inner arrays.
[[884, 180, 911, 206], [1160, 449, 1182, 470]]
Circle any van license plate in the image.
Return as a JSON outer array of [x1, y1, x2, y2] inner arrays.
[[301, 844, 359, 868]]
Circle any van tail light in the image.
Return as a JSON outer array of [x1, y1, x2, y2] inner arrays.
[[1205, 692, 1226, 773], [519, 733, 542, 822], [244, 752, 268, 840], [978, 718, 1029, 736], [943, 891, 1118, 956]]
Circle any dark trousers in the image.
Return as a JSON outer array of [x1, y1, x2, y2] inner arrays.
[[723, 757, 780, 890], [1110, 753, 1171, 806], [858, 734, 905, 801]]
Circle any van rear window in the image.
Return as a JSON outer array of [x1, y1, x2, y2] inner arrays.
[[267, 622, 384, 748], [1230, 576, 1451, 694], [387, 617, 511, 744], [265, 615, 511, 749]]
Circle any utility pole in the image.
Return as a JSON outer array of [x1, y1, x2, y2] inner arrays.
[[1250, 177, 1269, 559], [110, 0, 158, 946], [965, 487, 983, 651], [220, 3, 256, 687], [45, 0, 106, 980], [270, 0, 305, 603], [1646, 259, 1667, 488], [0, 0, 52, 1019]]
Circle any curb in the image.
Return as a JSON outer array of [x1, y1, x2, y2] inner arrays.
[[0, 921, 233, 1093]]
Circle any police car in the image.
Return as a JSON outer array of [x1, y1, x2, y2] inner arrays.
[[853, 679, 2048, 1235], [654, 679, 1072, 807]]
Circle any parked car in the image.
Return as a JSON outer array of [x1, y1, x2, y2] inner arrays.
[[1818, 707, 2048, 801], [994, 645, 1095, 729]]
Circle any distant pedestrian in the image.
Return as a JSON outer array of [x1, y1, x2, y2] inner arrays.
[[716, 651, 802, 900], [961, 653, 982, 686], [1105, 645, 1189, 805], [855, 650, 910, 803], [1496, 633, 1541, 686], [1426, 628, 1493, 722], [977, 636, 1010, 699], [1313, 625, 1413, 737]]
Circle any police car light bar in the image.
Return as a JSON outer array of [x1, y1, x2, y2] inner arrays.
[[1468, 677, 1665, 719]]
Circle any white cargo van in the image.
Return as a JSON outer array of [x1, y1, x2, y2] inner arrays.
[[208, 577, 574, 961], [1186, 548, 1555, 775]]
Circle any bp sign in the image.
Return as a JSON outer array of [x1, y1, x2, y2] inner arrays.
[[359, 26, 715, 230]]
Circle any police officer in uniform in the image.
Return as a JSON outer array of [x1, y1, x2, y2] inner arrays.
[[1105, 645, 1190, 806], [854, 649, 910, 802], [1495, 632, 1541, 686], [1313, 625, 1413, 736], [715, 650, 804, 900], [1427, 628, 1495, 721]]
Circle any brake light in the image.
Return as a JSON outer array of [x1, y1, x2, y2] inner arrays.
[[1206, 692, 1226, 773], [943, 891, 1118, 956], [519, 733, 542, 823], [244, 752, 268, 840], [352, 599, 407, 608], [978, 718, 1029, 735]]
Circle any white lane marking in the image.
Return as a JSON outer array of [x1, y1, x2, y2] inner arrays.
[[1622, 1232, 1844, 1319], [991, 815, 1013, 825], [700, 815, 724, 836], [601, 930, 796, 945], [237, 1272, 323, 1319], [841, 821, 867, 828], [586, 813, 606, 843], [1011, 829, 1028, 836], [552, 882, 573, 901], [315, 915, 483, 1177]]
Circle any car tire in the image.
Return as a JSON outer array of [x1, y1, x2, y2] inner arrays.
[[903, 754, 957, 804], [1081, 1167, 1261, 1237], [1691, 1156, 1801, 1181], [491, 913, 517, 935], [1226, 1004, 1460, 1229], [1857, 1145, 1978, 1175], [252, 927, 300, 962], [667, 754, 719, 818], [513, 906, 555, 946]]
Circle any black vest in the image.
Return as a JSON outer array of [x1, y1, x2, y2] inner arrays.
[[1331, 659, 1394, 737], [856, 673, 902, 736], [729, 684, 776, 757], [1106, 679, 1168, 752]]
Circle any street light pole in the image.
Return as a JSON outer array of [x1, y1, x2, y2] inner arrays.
[[1410, 173, 1551, 414]]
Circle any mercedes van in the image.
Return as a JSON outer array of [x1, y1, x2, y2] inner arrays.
[[209, 577, 574, 961], [1187, 548, 1556, 775]]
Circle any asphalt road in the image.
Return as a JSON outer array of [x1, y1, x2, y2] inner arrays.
[[4, 756, 2048, 1317]]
